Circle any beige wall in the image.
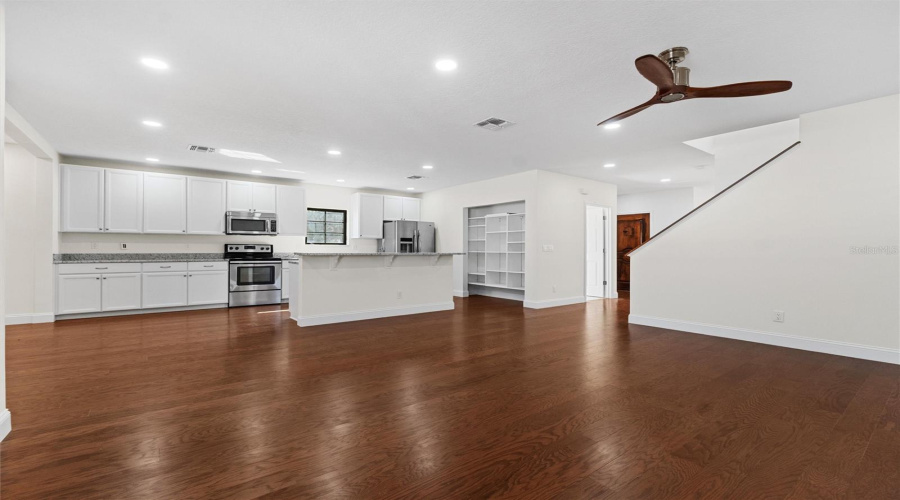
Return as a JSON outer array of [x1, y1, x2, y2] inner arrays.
[[422, 169, 617, 306], [630, 95, 900, 363], [59, 157, 416, 254]]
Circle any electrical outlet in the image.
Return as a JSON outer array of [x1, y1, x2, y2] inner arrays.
[[120, 243, 127, 250], [396, 291, 402, 299], [552, 285, 557, 293], [90, 242, 98, 250], [542, 244, 554, 252], [774, 310, 785, 323]]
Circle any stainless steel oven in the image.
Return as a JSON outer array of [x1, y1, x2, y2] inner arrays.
[[225, 244, 283, 307], [226, 211, 278, 236]]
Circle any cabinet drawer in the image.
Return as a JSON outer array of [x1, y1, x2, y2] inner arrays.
[[142, 262, 188, 272], [188, 261, 228, 271], [58, 263, 142, 274]]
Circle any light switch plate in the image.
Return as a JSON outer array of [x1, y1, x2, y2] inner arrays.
[[542, 245, 554, 252]]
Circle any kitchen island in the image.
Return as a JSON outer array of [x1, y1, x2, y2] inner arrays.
[[287, 252, 461, 327]]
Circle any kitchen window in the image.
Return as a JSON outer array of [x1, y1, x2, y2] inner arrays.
[[306, 208, 347, 245]]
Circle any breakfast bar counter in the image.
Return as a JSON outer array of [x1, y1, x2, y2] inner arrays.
[[287, 252, 462, 327]]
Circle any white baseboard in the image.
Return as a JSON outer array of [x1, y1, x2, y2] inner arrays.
[[453, 290, 469, 297], [297, 301, 455, 327], [6, 312, 55, 325], [0, 410, 10, 442], [629, 314, 900, 365], [56, 303, 227, 321], [469, 287, 524, 301], [523, 296, 586, 309]]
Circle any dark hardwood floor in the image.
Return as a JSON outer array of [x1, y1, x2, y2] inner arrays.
[[1, 296, 898, 499]]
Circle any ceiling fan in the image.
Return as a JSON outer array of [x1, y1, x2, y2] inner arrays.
[[597, 47, 792, 127]]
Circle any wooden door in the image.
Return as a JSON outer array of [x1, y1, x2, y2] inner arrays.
[[617, 213, 650, 291]]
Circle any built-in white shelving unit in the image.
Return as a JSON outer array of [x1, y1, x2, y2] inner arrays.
[[467, 202, 525, 294]]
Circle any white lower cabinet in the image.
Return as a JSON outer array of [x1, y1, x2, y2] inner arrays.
[[142, 271, 188, 308], [101, 273, 142, 311], [281, 264, 290, 300], [187, 271, 228, 305], [58, 274, 103, 314]]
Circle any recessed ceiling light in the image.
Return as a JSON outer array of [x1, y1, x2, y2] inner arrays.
[[251, 169, 262, 174], [218, 149, 280, 163], [336, 179, 345, 183], [276, 168, 305, 174], [660, 178, 672, 183], [406, 187, 415, 191], [145, 157, 159, 162], [603, 163, 616, 168], [603, 123, 621, 130], [422, 165, 434, 169], [142, 120, 162, 127], [140, 57, 168, 70], [328, 150, 341, 156], [435, 59, 458, 71]]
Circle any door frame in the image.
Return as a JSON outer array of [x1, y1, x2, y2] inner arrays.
[[584, 203, 616, 299]]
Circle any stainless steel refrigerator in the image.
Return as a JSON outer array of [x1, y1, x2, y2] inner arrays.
[[380, 221, 435, 253]]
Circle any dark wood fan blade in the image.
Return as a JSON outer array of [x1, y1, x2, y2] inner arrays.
[[597, 98, 657, 126], [686, 80, 792, 99], [635, 55, 674, 92]]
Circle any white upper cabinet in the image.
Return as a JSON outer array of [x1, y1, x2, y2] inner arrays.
[[61, 164, 104, 232], [382, 195, 420, 221], [104, 169, 143, 233], [143, 172, 187, 234], [226, 181, 253, 211], [401, 197, 421, 221], [350, 193, 384, 239], [252, 183, 278, 212], [383, 196, 403, 220], [187, 177, 226, 234], [276, 185, 306, 236], [227, 181, 277, 212]]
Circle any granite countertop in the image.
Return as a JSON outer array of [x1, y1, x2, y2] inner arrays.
[[54, 253, 298, 264], [293, 252, 463, 256]]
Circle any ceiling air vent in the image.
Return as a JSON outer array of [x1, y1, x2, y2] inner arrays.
[[187, 144, 217, 153], [474, 117, 515, 131], [407, 175, 423, 180]]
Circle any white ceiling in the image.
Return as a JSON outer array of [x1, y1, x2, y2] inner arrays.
[[5, 1, 899, 194]]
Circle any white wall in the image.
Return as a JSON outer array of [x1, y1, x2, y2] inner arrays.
[[689, 119, 800, 192], [617, 188, 695, 236], [630, 95, 900, 363], [59, 157, 416, 254], [422, 169, 617, 306], [4, 143, 54, 322], [0, 4, 10, 440]]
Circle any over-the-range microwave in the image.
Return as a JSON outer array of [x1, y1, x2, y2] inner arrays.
[[225, 211, 278, 236]]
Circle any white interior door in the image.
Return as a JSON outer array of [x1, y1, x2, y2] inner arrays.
[[585, 205, 606, 298]]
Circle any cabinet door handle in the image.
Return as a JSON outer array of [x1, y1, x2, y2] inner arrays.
[[95, 267, 108, 270], [102, 277, 107, 280], [160, 265, 171, 269], [95, 277, 100, 280], [203, 265, 213, 268]]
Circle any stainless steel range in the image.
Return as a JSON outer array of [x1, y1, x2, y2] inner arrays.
[[225, 244, 282, 307]]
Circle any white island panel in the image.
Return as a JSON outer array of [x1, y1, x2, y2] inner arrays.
[[290, 254, 456, 326]]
